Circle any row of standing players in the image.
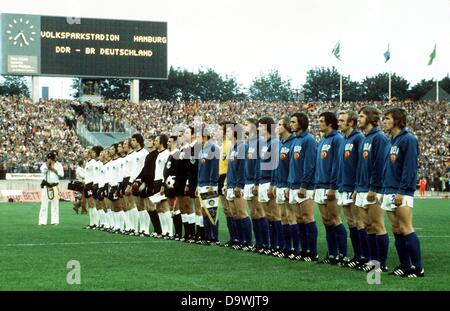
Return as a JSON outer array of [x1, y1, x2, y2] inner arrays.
[[81, 105, 424, 279]]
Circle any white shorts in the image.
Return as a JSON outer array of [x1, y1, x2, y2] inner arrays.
[[289, 189, 314, 204], [243, 184, 255, 201], [314, 189, 328, 205], [381, 194, 414, 212], [337, 191, 354, 206], [258, 182, 271, 203], [276, 187, 288, 204], [226, 188, 243, 201], [355, 192, 383, 209]]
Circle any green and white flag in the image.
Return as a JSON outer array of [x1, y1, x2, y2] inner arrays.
[[428, 44, 436, 66], [332, 41, 341, 61]]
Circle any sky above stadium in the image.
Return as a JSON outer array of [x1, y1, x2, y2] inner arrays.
[[2, 0, 450, 99]]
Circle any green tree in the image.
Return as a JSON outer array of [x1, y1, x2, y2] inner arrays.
[[249, 70, 294, 102], [303, 67, 361, 101], [361, 73, 409, 101], [439, 75, 450, 94], [0, 75, 30, 97], [409, 79, 435, 100]]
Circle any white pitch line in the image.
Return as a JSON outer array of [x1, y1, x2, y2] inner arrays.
[[1, 240, 158, 247]]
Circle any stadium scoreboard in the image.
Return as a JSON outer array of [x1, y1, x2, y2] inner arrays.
[[0, 13, 167, 79]]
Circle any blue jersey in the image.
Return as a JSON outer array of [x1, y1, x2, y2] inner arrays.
[[288, 130, 317, 190], [258, 137, 279, 185], [314, 130, 344, 190], [226, 141, 247, 189], [337, 129, 365, 192], [244, 136, 261, 185], [274, 134, 296, 188], [382, 129, 419, 196], [356, 127, 389, 193], [197, 141, 220, 187]]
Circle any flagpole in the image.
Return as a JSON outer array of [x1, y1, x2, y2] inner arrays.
[[388, 71, 392, 103], [340, 73, 343, 103]]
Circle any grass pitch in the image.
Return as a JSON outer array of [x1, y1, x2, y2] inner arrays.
[[0, 200, 449, 291]]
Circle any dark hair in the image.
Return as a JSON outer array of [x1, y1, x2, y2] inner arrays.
[[189, 127, 195, 136], [385, 107, 407, 129], [319, 112, 338, 130], [93, 146, 103, 157], [159, 134, 168, 149], [291, 112, 309, 132], [132, 133, 144, 148], [279, 117, 292, 133], [111, 143, 119, 154], [220, 121, 233, 137], [169, 135, 178, 142], [258, 117, 275, 134], [78, 160, 84, 166], [246, 118, 258, 126], [359, 106, 381, 127], [339, 110, 358, 128]]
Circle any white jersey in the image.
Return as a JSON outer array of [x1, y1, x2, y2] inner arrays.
[[92, 160, 102, 185], [109, 158, 121, 186], [123, 152, 135, 179], [154, 149, 170, 181], [116, 156, 126, 184], [84, 159, 96, 184], [98, 162, 107, 188], [40, 161, 64, 184], [131, 148, 149, 182], [75, 166, 85, 183]]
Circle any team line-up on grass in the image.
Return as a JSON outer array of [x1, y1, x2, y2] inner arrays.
[[39, 105, 424, 279]]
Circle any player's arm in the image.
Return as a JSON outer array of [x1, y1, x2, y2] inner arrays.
[[399, 136, 419, 196]]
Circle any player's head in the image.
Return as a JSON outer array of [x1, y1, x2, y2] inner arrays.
[[258, 117, 275, 137], [122, 139, 131, 153], [384, 107, 407, 132], [244, 118, 258, 138], [318, 111, 338, 133], [147, 135, 156, 149], [358, 106, 381, 130], [131, 133, 144, 149], [117, 141, 124, 156], [290, 112, 309, 133], [233, 123, 245, 142], [83, 149, 91, 160], [168, 135, 177, 150], [277, 117, 292, 136], [78, 160, 85, 167], [109, 144, 118, 158], [93, 146, 103, 159], [156, 134, 168, 150], [220, 121, 233, 139], [338, 110, 358, 133]]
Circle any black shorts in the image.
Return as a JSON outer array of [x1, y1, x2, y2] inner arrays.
[[84, 182, 93, 198], [218, 174, 226, 196], [174, 175, 187, 197]]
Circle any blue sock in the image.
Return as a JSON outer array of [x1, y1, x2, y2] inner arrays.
[[404, 232, 423, 270], [236, 219, 244, 245], [325, 225, 338, 258], [358, 229, 370, 260], [394, 233, 411, 267], [291, 224, 300, 253], [226, 217, 235, 241], [212, 221, 219, 242], [349, 227, 361, 259], [334, 224, 348, 257], [368, 233, 378, 261], [298, 223, 307, 253], [268, 221, 275, 249], [306, 221, 318, 254], [203, 216, 212, 241], [242, 217, 253, 247], [282, 224, 292, 251], [376, 234, 389, 267], [252, 218, 261, 247], [275, 221, 284, 250], [260, 218, 270, 248]]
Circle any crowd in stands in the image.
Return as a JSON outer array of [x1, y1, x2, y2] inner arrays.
[[0, 95, 448, 190]]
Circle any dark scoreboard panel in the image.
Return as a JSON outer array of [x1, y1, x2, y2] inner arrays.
[[0, 14, 167, 79]]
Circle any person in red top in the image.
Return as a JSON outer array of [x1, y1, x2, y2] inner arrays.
[[419, 178, 426, 197]]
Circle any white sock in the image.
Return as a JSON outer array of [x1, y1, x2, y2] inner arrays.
[[188, 213, 196, 225], [165, 211, 173, 236], [118, 211, 125, 231], [138, 211, 146, 234], [124, 210, 131, 231], [196, 215, 204, 227], [158, 212, 167, 235], [89, 208, 94, 226], [129, 208, 138, 232], [181, 213, 187, 224]]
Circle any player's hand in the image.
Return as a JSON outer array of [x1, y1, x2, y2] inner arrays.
[[234, 187, 242, 198], [327, 189, 336, 201], [284, 189, 290, 201], [298, 188, 306, 199], [252, 185, 259, 196], [268, 186, 275, 200], [367, 191, 376, 202], [394, 194, 403, 207]]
